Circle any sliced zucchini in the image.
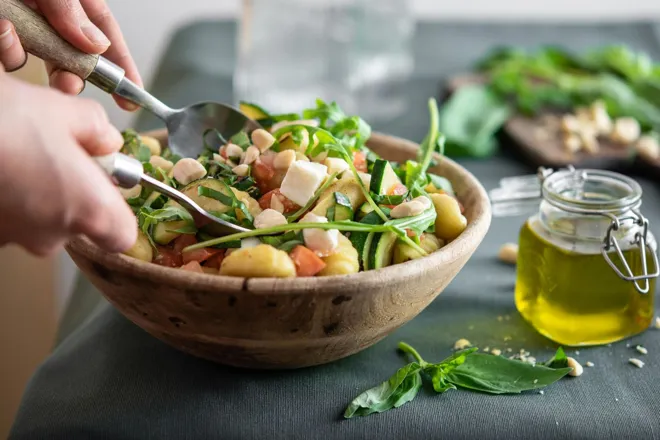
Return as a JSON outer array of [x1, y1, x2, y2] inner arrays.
[[326, 192, 354, 221], [349, 210, 384, 271], [368, 232, 398, 270], [181, 178, 232, 214], [313, 178, 365, 217], [239, 102, 270, 122], [357, 202, 374, 220], [123, 230, 154, 261], [362, 232, 377, 271], [153, 220, 190, 245], [370, 159, 402, 195]]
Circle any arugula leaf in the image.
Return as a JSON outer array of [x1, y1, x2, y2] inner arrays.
[[427, 174, 454, 195], [445, 353, 572, 394], [384, 208, 436, 237], [344, 362, 423, 418], [302, 99, 347, 128], [440, 84, 511, 158], [405, 98, 445, 197], [137, 205, 196, 248], [371, 193, 407, 205]]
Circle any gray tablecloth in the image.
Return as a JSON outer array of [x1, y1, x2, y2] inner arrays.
[[11, 20, 660, 440]]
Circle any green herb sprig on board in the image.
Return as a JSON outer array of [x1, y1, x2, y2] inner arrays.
[[441, 44, 660, 158], [343, 342, 572, 418]]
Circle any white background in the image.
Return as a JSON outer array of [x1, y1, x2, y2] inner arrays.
[[57, 0, 660, 313]]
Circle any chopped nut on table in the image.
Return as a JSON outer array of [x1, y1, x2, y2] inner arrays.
[[490, 348, 502, 356], [567, 357, 583, 377], [610, 117, 641, 145], [585, 362, 595, 367], [562, 133, 582, 154], [655, 316, 660, 329], [498, 243, 518, 264], [628, 358, 645, 368], [635, 135, 660, 161], [453, 338, 472, 350], [635, 345, 648, 355]]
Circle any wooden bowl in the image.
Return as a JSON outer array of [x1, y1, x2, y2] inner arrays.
[[65, 130, 492, 369]]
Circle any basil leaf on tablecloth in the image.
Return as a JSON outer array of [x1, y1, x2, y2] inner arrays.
[[543, 347, 570, 369], [445, 353, 572, 394], [343, 362, 423, 418], [425, 348, 478, 393]]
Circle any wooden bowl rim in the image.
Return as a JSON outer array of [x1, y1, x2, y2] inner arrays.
[[67, 130, 491, 295]]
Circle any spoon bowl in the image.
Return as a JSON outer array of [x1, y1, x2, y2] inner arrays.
[[0, 0, 261, 159]]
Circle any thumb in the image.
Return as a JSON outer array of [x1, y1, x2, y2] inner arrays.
[[66, 96, 124, 156]]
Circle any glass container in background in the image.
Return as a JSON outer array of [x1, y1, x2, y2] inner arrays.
[[491, 167, 658, 347], [234, 0, 415, 121]]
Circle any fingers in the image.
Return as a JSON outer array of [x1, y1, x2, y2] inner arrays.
[[80, 0, 142, 111], [69, 149, 138, 253], [46, 67, 85, 94], [0, 20, 27, 72], [34, 0, 110, 54], [66, 96, 124, 156]]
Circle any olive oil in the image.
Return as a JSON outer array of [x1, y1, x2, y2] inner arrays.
[[515, 217, 656, 346]]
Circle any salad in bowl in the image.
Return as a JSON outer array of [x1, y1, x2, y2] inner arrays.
[[119, 98, 467, 278]]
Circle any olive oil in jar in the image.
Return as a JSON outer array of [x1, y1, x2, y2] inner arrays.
[[515, 216, 656, 346], [491, 167, 659, 347]]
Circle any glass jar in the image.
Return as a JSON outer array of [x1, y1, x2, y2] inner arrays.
[[491, 167, 658, 346], [233, 0, 414, 120]]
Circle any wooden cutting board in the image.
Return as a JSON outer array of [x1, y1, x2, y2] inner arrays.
[[443, 74, 651, 172]]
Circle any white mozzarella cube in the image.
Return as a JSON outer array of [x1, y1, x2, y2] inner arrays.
[[241, 237, 262, 249], [300, 213, 339, 254], [279, 161, 328, 206], [323, 157, 350, 176]]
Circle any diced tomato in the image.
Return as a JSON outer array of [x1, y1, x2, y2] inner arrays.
[[259, 150, 277, 167], [173, 234, 197, 253], [191, 212, 212, 228], [388, 183, 408, 196], [183, 247, 223, 265], [406, 229, 416, 237], [181, 260, 204, 273], [204, 251, 226, 269], [258, 189, 300, 213], [382, 204, 396, 209], [153, 246, 183, 268], [290, 245, 327, 277], [220, 146, 228, 159], [252, 159, 277, 193], [352, 151, 368, 173]]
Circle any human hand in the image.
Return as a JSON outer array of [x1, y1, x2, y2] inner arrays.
[[0, 0, 142, 111], [0, 69, 137, 256]]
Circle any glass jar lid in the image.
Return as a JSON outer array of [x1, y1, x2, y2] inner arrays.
[[490, 166, 658, 294]]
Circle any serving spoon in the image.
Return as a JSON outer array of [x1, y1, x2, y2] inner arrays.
[[0, 0, 258, 235]]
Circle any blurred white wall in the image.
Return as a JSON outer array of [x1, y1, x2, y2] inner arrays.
[[56, 0, 660, 314]]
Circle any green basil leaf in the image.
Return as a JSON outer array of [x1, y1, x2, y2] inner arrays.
[[446, 353, 572, 394], [423, 348, 478, 393], [137, 145, 152, 162], [543, 347, 569, 369], [343, 362, 423, 418], [439, 84, 511, 159], [230, 131, 251, 149], [198, 185, 234, 206]]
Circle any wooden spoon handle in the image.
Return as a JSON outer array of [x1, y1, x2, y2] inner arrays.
[[0, 0, 98, 79]]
